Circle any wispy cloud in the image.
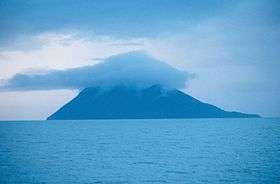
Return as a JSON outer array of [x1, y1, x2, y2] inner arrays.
[[0, 33, 146, 79]]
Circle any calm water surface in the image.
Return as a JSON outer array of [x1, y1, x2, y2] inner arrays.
[[0, 118, 279, 184]]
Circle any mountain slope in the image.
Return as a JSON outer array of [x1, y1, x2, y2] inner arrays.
[[47, 85, 260, 120]]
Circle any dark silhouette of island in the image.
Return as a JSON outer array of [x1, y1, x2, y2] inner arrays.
[[47, 85, 260, 120]]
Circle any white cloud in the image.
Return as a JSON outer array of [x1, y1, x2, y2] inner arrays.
[[0, 32, 146, 79], [0, 0, 279, 119], [1, 51, 191, 91]]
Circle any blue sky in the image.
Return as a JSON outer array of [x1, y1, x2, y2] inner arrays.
[[0, 0, 233, 42], [0, 0, 279, 119]]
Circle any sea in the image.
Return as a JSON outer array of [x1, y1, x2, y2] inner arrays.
[[0, 118, 279, 184]]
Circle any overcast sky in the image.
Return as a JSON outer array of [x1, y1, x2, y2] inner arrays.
[[0, 0, 279, 119]]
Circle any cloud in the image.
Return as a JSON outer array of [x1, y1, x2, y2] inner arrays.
[[0, 0, 279, 118], [0, 32, 146, 79], [0, 0, 230, 48], [1, 51, 192, 91]]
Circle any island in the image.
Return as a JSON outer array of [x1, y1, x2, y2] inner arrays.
[[47, 85, 260, 120]]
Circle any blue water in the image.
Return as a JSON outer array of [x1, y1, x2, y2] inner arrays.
[[0, 118, 279, 184]]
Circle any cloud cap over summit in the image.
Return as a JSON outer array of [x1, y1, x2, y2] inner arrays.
[[1, 51, 192, 91]]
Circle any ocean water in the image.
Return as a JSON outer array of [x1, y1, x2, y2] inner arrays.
[[0, 118, 279, 184]]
